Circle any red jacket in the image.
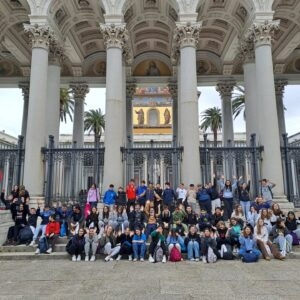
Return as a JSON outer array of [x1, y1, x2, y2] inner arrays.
[[45, 221, 60, 236], [126, 184, 136, 201]]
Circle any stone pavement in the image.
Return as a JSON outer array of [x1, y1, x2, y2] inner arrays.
[[0, 258, 299, 300]]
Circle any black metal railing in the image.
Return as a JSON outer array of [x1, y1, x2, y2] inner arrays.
[[0, 135, 24, 195], [200, 134, 263, 197]]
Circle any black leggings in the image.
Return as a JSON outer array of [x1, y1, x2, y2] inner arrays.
[[149, 241, 167, 256]]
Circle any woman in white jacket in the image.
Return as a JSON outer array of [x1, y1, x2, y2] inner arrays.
[[254, 218, 284, 260]]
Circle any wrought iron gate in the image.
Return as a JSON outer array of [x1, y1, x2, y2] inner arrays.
[[121, 139, 183, 187]]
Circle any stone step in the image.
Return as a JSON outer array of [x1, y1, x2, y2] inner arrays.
[[0, 243, 67, 253]]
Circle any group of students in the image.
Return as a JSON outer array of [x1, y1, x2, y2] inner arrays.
[[2, 179, 300, 264]]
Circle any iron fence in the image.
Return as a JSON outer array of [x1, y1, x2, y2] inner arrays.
[[0, 136, 24, 196], [199, 134, 263, 198], [42, 135, 104, 206], [281, 133, 300, 207]]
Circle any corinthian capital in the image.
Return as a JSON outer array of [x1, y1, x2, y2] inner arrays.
[[49, 42, 65, 66], [168, 81, 178, 100], [216, 81, 236, 99], [239, 36, 255, 63], [100, 23, 128, 49], [24, 24, 56, 50], [248, 20, 280, 47], [126, 81, 136, 99], [274, 79, 288, 97], [18, 82, 30, 101], [173, 22, 202, 49], [70, 82, 90, 101]]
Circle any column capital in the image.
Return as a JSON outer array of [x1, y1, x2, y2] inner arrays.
[[216, 81, 236, 99], [248, 20, 280, 47], [100, 23, 128, 50], [70, 82, 89, 101], [49, 42, 65, 66], [126, 81, 136, 99], [274, 79, 288, 97], [24, 24, 56, 50], [168, 81, 178, 100], [18, 81, 30, 101], [239, 36, 255, 64], [171, 22, 202, 64]]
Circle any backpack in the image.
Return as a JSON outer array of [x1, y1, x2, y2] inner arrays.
[[154, 245, 164, 263], [290, 231, 299, 246], [169, 246, 182, 262], [207, 246, 217, 263], [241, 252, 258, 263], [18, 226, 33, 243], [65, 239, 74, 254], [219, 244, 234, 260], [38, 236, 49, 253]]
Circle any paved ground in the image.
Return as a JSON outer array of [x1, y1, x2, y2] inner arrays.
[[0, 258, 299, 300]]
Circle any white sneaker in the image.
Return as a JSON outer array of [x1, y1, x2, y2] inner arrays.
[[133, 258, 137, 262], [189, 258, 195, 261], [140, 258, 144, 262], [72, 255, 76, 262], [202, 256, 207, 263], [35, 248, 40, 255], [46, 248, 52, 254], [29, 241, 35, 247], [85, 256, 89, 262], [90, 255, 96, 262], [195, 258, 199, 262], [76, 255, 81, 262], [116, 255, 122, 261], [105, 256, 113, 262], [280, 250, 286, 257], [128, 255, 132, 261], [162, 255, 166, 263], [148, 255, 155, 263]]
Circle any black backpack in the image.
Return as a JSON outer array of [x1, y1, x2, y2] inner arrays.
[[18, 226, 33, 243]]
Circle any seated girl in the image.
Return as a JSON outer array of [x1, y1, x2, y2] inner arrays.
[[112, 206, 129, 233], [285, 211, 300, 243], [116, 227, 133, 261], [254, 218, 284, 260], [184, 225, 201, 261], [216, 221, 231, 250], [201, 227, 217, 263], [98, 205, 112, 230], [144, 202, 158, 239], [86, 206, 100, 233], [227, 217, 242, 253], [166, 227, 184, 259], [238, 225, 261, 261], [148, 224, 167, 263], [66, 227, 85, 262], [231, 204, 246, 228], [132, 226, 147, 261], [270, 203, 285, 225], [258, 208, 272, 234], [247, 205, 259, 228]]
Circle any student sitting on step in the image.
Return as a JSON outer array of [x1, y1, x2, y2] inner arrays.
[[66, 227, 85, 262], [84, 226, 99, 262]]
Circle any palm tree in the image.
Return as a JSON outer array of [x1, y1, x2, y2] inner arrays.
[[200, 107, 222, 146], [84, 108, 105, 144], [232, 86, 245, 120], [60, 88, 74, 123]]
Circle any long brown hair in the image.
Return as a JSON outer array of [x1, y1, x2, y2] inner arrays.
[[255, 219, 264, 235]]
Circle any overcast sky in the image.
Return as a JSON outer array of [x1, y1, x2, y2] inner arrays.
[[0, 85, 299, 138]]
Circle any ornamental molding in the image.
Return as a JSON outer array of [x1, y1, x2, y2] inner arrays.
[[24, 24, 56, 50], [216, 80, 236, 99], [99, 23, 128, 50], [248, 20, 280, 47], [171, 22, 202, 64], [70, 82, 90, 100], [126, 81, 137, 99], [49, 42, 65, 66], [168, 81, 178, 100], [238, 36, 255, 64], [18, 82, 30, 101]]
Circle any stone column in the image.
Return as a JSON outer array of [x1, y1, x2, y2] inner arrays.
[[216, 81, 235, 146], [100, 24, 128, 188], [70, 83, 89, 148], [173, 22, 202, 185], [275, 79, 288, 142], [249, 21, 285, 196], [19, 82, 30, 141], [168, 81, 178, 141], [45, 44, 64, 145], [23, 24, 54, 197], [240, 38, 257, 144]]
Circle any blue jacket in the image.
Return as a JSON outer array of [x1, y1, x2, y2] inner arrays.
[[162, 188, 176, 205], [239, 235, 257, 251], [37, 208, 54, 225], [103, 189, 117, 205]]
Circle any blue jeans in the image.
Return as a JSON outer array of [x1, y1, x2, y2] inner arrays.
[[132, 242, 146, 259], [239, 248, 261, 258], [240, 201, 250, 217], [273, 235, 293, 252], [33, 224, 47, 241], [187, 241, 200, 259]]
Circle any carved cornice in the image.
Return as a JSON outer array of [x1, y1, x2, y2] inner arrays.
[[70, 82, 89, 101], [24, 24, 56, 50], [216, 80, 236, 99], [100, 23, 128, 50], [172, 22, 202, 64], [274, 79, 288, 97], [248, 20, 280, 47], [18, 82, 30, 101]]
